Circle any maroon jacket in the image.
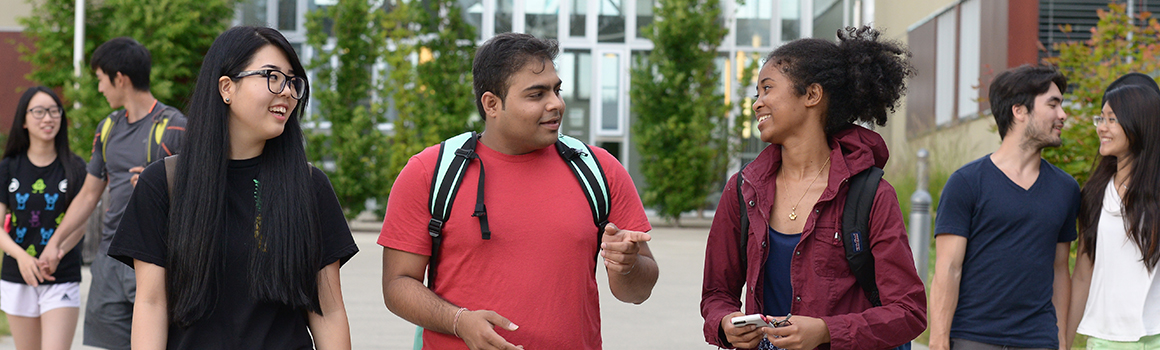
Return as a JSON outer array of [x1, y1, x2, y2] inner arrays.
[[701, 126, 927, 349]]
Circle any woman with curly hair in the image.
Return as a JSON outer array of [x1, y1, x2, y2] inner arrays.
[[701, 26, 926, 350]]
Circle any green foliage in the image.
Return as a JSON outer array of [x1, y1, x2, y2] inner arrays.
[[383, 0, 479, 192], [19, 0, 233, 161], [631, 0, 730, 222], [1043, 2, 1160, 185], [305, 0, 393, 217]]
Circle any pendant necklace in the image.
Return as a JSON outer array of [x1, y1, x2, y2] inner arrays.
[[788, 157, 830, 221]]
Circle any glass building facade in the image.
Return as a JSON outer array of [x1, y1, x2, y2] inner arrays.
[[237, 0, 869, 181]]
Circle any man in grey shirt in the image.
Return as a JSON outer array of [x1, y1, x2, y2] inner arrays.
[[40, 37, 186, 350]]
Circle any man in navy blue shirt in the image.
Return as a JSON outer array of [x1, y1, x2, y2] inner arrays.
[[929, 65, 1079, 350]]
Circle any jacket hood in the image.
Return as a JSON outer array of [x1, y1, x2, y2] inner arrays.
[[744, 124, 889, 184], [831, 124, 890, 175]]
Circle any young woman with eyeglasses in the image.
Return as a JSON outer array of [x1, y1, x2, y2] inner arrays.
[[107, 26, 358, 349], [1066, 78, 1160, 350], [0, 86, 87, 350]]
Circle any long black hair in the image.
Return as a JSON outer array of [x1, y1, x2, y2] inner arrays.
[[1078, 85, 1160, 271], [5, 87, 86, 207], [167, 26, 318, 327], [764, 26, 914, 137]]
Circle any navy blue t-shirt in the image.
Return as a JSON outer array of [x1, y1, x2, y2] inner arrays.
[[761, 227, 799, 317], [934, 155, 1078, 349]]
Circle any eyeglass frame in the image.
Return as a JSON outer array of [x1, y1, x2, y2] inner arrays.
[[26, 106, 63, 120], [233, 69, 307, 100], [1092, 116, 1119, 127]]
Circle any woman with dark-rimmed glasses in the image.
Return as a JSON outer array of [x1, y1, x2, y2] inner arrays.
[[0, 86, 87, 350], [107, 26, 358, 349]]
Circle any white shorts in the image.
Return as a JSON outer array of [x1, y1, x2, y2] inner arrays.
[[0, 280, 81, 317]]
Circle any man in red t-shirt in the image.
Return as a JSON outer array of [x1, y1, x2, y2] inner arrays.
[[379, 32, 659, 350]]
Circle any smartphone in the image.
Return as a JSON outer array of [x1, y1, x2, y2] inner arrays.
[[730, 314, 792, 328]]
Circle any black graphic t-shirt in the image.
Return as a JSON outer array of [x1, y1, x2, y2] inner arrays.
[[1, 154, 86, 284], [108, 155, 358, 350]]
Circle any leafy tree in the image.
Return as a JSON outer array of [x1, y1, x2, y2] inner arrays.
[[382, 0, 479, 192], [1043, 2, 1160, 185], [305, 0, 393, 217], [630, 0, 730, 223], [19, 0, 233, 160]]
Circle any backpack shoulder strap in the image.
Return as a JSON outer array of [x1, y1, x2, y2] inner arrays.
[[426, 131, 480, 289], [555, 134, 611, 233], [736, 167, 748, 277], [99, 115, 116, 162], [841, 166, 885, 307], [164, 155, 178, 200]]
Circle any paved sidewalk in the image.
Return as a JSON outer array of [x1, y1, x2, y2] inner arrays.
[[0, 219, 928, 349]]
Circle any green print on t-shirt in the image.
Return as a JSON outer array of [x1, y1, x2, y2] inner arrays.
[[31, 179, 45, 194]]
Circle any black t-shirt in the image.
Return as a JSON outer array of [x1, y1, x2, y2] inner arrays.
[[108, 155, 358, 350], [1, 154, 86, 284]]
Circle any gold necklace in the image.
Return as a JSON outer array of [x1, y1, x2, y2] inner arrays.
[[788, 157, 830, 221]]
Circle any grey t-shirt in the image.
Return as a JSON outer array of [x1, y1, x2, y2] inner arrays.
[[87, 101, 186, 253]]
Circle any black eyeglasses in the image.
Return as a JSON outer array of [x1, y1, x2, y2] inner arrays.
[[234, 69, 306, 100], [27, 107, 63, 120]]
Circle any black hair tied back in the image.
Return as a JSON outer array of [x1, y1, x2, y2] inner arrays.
[[835, 25, 913, 131]]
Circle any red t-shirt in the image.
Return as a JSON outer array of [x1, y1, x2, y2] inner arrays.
[[379, 141, 650, 350]]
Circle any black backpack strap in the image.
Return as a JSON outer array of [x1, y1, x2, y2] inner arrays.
[[841, 166, 884, 307], [736, 167, 748, 276], [426, 132, 480, 289], [556, 135, 611, 240]]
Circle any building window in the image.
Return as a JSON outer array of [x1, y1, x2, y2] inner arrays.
[[781, 0, 800, 41], [959, 0, 980, 118], [278, 0, 297, 31], [813, 0, 843, 40], [935, 7, 957, 126], [496, 0, 513, 34], [559, 50, 592, 140], [598, 0, 624, 42], [241, 0, 268, 26], [735, 0, 771, 46], [600, 52, 621, 133], [571, 0, 587, 37], [460, 0, 484, 39], [526, 0, 559, 39], [636, 0, 654, 39]]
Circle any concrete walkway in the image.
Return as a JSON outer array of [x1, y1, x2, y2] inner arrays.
[[0, 218, 928, 349]]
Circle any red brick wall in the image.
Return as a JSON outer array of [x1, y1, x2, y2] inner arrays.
[[0, 31, 35, 134]]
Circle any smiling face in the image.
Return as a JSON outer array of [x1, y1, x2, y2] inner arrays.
[[481, 59, 564, 155], [24, 92, 61, 143], [1020, 83, 1067, 149], [751, 62, 813, 145], [220, 45, 299, 146], [1097, 102, 1130, 159]]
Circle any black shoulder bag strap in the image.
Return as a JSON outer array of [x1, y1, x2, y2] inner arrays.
[[426, 132, 484, 289], [736, 168, 748, 274], [841, 166, 884, 307]]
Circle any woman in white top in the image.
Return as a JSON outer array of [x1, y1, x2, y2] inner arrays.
[[1067, 78, 1160, 349]]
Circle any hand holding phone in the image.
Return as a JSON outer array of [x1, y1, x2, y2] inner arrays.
[[730, 314, 793, 328]]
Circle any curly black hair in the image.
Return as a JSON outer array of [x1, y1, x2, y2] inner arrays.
[[765, 26, 914, 137]]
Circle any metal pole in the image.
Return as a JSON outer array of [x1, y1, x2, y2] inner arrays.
[[909, 149, 932, 283], [73, 0, 84, 80]]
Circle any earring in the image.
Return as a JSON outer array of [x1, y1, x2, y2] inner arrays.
[[225, 97, 231, 103]]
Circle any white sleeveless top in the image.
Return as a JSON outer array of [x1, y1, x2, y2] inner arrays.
[[1076, 182, 1160, 341]]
